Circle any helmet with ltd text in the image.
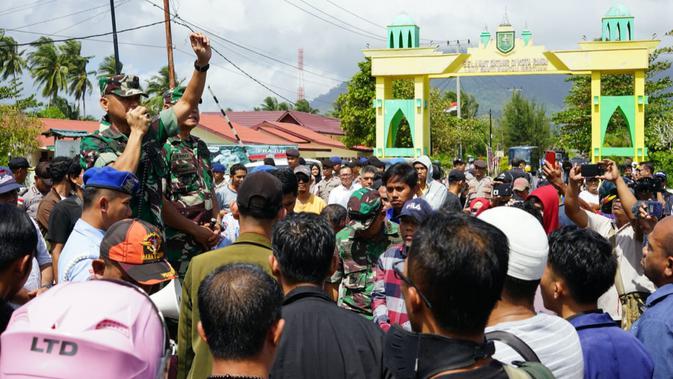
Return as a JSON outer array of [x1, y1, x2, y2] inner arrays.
[[0, 280, 170, 378]]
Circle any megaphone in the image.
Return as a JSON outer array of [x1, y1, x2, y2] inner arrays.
[[150, 279, 182, 320]]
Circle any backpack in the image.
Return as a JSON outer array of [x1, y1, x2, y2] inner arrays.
[[503, 362, 555, 379], [486, 331, 555, 379]]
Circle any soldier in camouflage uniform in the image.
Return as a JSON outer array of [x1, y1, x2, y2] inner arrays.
[[162, 86, 220, 279], [327, 187, 401, 319], [79, 32, 212, 231]]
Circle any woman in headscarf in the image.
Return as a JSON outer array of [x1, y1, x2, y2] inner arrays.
[[411, 156, 448, 210], [527, 185, 560, 235]]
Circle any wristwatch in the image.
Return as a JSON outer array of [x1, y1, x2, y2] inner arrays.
[[194, 61, 210, 72]]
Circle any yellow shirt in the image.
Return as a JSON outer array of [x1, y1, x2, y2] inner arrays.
[[294, 194, 327, 214]]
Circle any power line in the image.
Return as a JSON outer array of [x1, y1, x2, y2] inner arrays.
[[0, 0, 61, 17], [142, 0, 347, 84], [5, 19, 168, 47], [281, 0, 385, 42], [171, 18, 298, 105], [7, 1, 111, 30], [52, 0, 130, 35], [3, 28, 170, 49], [293, 0, 383, 41], [322, 0, 386, 30]]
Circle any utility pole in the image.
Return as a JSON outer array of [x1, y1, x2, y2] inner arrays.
[[489, 109, 493, 148], [456, 76, 461, 119], [456, 76, 462, 159], [163, 0, 176, 88], [109, 0, 121, 74]]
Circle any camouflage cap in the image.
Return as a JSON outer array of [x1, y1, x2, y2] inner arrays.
[[163, 86, 202, 105], [99, 74, 148, 97], [347, 187, 382, 231]]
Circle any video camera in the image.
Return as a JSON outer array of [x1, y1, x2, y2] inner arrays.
[[629, 176, 664, 198]]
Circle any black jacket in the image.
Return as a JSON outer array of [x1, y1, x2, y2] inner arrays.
[[270, 286, 387, 379]]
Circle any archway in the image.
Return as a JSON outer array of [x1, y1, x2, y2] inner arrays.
[[365, 6, 656, 162]]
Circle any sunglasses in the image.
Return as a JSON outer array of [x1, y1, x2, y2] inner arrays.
[[392, 260, 432, 309]]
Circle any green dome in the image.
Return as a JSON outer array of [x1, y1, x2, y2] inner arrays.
[[605, 4, 631, 17], [391, 13, 416, 26]]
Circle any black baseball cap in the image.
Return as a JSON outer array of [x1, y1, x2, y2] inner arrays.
[[8, 157, 29, 170], [236, 172, 283, 211], [448, 169, 466, 182], [286, 148, 300, 158]]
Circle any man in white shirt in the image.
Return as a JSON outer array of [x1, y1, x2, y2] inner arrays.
[[58, 167, 136, 283], [328, 166, 361, 208], [480, 206, 584, 379], [579, 177, 601, 210], [564, 161, 654, 324]]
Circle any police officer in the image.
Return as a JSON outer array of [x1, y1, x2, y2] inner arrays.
[[79, 33, 211, 232], [162, 86, 220, 279]]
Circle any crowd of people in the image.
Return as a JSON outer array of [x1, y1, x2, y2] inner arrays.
[[1, 31, 673, 379]]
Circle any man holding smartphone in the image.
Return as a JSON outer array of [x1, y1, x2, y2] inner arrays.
[[544, 159, 655, 328]]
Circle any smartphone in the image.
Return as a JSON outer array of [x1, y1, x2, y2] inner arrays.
[[646, 200, 664, 219], [545, 151, 556, 167], [581, 163, 605, 178]]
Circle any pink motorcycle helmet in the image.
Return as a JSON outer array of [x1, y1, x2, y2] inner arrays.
[[1, 280, 169, 378]]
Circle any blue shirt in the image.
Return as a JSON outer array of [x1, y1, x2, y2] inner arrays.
[[57, 219, 105, 283], [569, 311, 653, 379], [632, 283, 673, 379]]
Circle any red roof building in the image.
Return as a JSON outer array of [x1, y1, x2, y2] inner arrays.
[[214, 110, 344, 137]]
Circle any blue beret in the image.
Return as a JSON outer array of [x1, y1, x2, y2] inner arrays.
[[329, 157, 341, 165], [250, 165, 278, 174], [83, 166, 140, 195], [212, 163, 226, 173], [358, 157, 369, 166]]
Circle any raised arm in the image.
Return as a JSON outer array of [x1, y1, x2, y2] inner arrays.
[[564, 165, 589, 228], [599, 159, 638, 221], [172, 33, 211, 125]]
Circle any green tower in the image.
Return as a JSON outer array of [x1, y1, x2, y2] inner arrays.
[[387, 14, 420, 49], [602, 4, 634, 41]]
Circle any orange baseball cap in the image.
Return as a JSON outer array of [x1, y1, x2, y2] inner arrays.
[[100, 219, 176, 285]]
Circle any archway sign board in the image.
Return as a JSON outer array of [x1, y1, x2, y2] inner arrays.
[[364, 6, 658, 162]]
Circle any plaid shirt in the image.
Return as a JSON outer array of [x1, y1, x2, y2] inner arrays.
[[372, 244, 411, 331]]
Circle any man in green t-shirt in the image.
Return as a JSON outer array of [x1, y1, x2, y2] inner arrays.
[[80, 32, 212, 231]]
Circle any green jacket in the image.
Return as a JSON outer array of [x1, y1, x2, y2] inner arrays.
[[176, 232, 273, 379], [79, 109, 178, 229]]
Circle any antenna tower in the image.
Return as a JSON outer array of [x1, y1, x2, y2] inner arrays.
[[297, 48, 305, 101]]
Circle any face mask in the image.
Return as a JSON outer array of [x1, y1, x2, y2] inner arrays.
[[383, 325, 495, 379]]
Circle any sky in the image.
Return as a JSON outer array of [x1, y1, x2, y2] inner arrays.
[[1, 0, 671, 118]]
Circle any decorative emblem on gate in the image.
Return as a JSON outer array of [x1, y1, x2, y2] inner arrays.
[[496, 31, 515, 54]]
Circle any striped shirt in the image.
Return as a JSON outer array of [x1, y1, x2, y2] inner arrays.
[[486, 313, 584, 379], [372, 244, 411, 331]]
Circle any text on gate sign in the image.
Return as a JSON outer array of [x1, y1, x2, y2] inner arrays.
[[460, 58, 549, 73]]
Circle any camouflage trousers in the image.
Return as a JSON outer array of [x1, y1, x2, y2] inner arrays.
[[165, 228, 205, 280]]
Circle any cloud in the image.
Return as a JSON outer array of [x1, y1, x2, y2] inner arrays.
[[2, 0, 671, 118]]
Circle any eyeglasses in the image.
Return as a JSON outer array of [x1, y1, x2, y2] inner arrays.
[[392, 260, 432, 309]]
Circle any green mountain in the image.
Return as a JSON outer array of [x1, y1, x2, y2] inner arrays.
[[311, 74, 572, 117]]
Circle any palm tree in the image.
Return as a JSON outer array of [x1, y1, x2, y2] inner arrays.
[[0, 32, 26, 82], [295, 99, 319, 114], [260, 96, 279, 110], [28, 37, 69, 104], [97, 55, 122, 78], [58, 40, 93, 116], [145, 65, 183, 114]]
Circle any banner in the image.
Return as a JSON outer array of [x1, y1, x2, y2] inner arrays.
[[207, 144, 297, 168]]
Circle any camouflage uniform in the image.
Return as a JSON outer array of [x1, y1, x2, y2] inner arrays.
[[79, 75, 179, 230], [328, 188, 401, 319], [163, 134, 214, 278], [162, 86, 213, 279]]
